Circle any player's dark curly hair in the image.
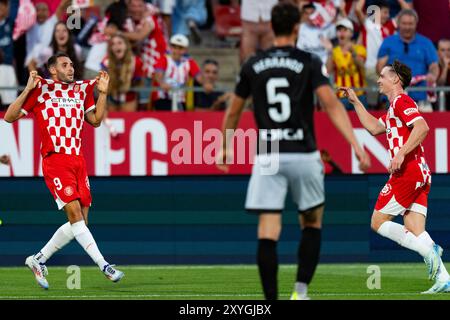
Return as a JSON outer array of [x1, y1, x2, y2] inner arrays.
[[271, 2, 301, 37], [390, 60, 412, 89]]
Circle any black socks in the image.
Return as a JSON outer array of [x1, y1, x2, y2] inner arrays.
[[297, 227, 322, 284], [257, 239, 278, 300]]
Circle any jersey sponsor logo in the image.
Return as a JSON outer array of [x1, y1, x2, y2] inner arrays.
[[380, 183, 392, 196], [403, 108, 418, 116], [259, 128, 304, 141], [51, 98, 82, 104], [64, 186, 74, 197]]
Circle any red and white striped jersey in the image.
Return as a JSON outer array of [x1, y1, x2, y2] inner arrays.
[[124, 10, 167, 78], [20, 79, 96, 158], [379, 93, 431, 184], [153, 54, 201, 102]]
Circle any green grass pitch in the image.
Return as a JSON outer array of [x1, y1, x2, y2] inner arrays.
[[0, 264, 449, 300]]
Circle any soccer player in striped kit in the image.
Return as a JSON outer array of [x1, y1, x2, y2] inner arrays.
[[4, 52, 124, 289], [341, 60, 450, 294]]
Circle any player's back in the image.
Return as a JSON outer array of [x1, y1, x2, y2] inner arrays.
[[236, 46, 330, 153]]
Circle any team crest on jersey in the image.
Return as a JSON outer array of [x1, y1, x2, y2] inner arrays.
[[64, 186, 74, 197], [73, 84, 80, 93], [380, 183, 392, 196]]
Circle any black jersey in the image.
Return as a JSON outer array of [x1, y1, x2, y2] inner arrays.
[[235, 46, 330, 153]]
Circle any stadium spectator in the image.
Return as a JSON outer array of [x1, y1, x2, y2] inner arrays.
[[413, 0, 450, 45], [376, 9, 439, 111], [84, 1, 128, 80], [327, 18, 367, 110], [26, 21, 84, 80], [101, 34, 144, 112], [0, 48, 17, 110], [172, 0, 207, 45], [355, 0, 396, 109], [0, 154, 10, 165], [437, 39, 450, 111], [151, 0, 175, 38], [296, 1, 338, 65], [123, 0, 167, 80], [194, 59, 232, 111], [152, 34, 207, 111], [0, 0, 19, 66], [240, 0, 277, 63], [25, 0, 71, 58]]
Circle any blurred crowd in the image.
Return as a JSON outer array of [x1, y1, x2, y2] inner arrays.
[[0, 0, 449, 113]]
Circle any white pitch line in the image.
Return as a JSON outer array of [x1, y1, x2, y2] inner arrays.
[[0, 292, 442, 299]]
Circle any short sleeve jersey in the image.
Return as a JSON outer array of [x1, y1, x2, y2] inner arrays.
[[235, 46, 330, 153], [21, 79, 97, 158], [379, 93, 431, 183]]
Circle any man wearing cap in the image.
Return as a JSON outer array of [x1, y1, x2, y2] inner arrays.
[[152, 34, 210, 111], [326, 18, 367, 110]]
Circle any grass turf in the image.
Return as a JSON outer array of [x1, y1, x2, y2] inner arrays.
[[0, 263, 449, 300]]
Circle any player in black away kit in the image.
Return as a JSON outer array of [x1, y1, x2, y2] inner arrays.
[[217, 2, 370, 300]]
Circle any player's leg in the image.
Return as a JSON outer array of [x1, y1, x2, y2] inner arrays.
[[245, 155, 288, 300], [25, 154, 76, 289], [257, 213, 282, 301], [287, 151, 324, 300], [402, 190, 450, 293], [373, 177, 441, 281], [373, 210, 435, 257], [291, 205, 324, 300], [63, 200, 123, 282], [373, 208, 440, 282], [82, 206, 89, 226]]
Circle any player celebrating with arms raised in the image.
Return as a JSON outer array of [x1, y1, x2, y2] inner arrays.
[[4, 53, 124, 289], [340, 60, 450, 294]]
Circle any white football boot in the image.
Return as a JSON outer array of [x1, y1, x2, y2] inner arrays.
[[25, 255, 49, 290]]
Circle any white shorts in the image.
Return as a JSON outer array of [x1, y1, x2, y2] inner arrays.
[[245, 151, 325, 213]]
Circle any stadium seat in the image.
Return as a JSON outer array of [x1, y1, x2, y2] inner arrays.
[[213, 4, 242, 39]]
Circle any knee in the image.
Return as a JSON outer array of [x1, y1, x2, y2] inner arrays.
[[371, 215, 385, 232], [258, 224, 281, 241], [302, 210, 322, 229]]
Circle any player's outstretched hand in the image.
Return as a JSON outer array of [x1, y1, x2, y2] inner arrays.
[[338, 87, 360, 105], [355, 147, 371, 172], [0, 154, 11, 165], [96, 71, 110, 94], [26, 71, 41, 91]]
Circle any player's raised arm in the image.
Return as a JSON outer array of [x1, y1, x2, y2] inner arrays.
[[315, 85, 371, 171], [85, 71, 109, 128], [339, 87, 386, 136], [4, 71, 40, 123]]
